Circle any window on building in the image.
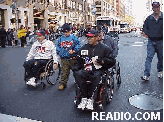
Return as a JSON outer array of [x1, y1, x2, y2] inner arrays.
[[97, 7, 101, 12], [95, 1, 101, 5]]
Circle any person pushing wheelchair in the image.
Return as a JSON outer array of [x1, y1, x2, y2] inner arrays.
[[23, 30, 59, 87], [72, 29, 116, 110]]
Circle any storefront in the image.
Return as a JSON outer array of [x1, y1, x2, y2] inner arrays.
[[33, 9, 44, 30], [0, 9, 5, 27]]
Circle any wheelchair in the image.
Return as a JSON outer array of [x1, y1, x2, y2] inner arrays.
[[74, 70, 114, 111], [110, 61, 121, 85], [24, 59, 61, 88]]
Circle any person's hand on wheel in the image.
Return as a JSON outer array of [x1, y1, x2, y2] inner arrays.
[[53, 63, 58, 70], [143, 32, 148, 37]]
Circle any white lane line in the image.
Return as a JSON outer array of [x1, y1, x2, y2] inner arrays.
[[0, 113, 42, 122], [135, 42, 144, 44], [132, 45, 143, 46]]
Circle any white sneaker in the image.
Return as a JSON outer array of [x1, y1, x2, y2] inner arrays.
[[26, 77, 37, 87], [141, 76, 149, 81], [158, 71, 163, 78], [77, 98, 88, 110], [26, 80, 32, 85], [86, 98, 94, 110]]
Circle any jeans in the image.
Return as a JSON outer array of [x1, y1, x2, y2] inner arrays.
[[144, 39, 163, 76]]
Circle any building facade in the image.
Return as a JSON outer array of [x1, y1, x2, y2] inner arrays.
[[0, 0, 126, 31]]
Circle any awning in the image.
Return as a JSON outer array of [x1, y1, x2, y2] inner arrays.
[[48, 12, 58, 16]]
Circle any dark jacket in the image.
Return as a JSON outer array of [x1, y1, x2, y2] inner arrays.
[[72, 42, 116, 72], [143, 12, 163, 41], [102, 35, 118, 58], [102, 26, 108, 34], [0, 28, 7, 38]]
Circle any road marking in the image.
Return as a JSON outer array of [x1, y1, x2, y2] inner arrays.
[[0, 113, 42, 122], [132, 45, 143, 46]]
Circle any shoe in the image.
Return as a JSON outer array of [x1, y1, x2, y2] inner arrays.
[[141, 76, 149, 81], [158, 71, 163, 78], [26, 77, 37, 87], [77, 98, 88, 110], [58, 84, 65, 90], [86, 98, 94, 110]]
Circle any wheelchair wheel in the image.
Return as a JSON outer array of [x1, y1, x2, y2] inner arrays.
[[116, 62, 121, 84], [45, 60, 61, 85], [24, 69, 28, 83], [74, 85, 82, 107], [106, 75, 114, 104]]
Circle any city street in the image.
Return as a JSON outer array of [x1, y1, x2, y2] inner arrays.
[[0, 31, 163, 122]]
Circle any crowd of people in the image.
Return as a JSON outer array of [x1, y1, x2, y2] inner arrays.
[[0, 23, 94, 48]]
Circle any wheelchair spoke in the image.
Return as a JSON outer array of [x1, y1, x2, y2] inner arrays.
[[45, 62, 61, 85], [106, 76, 114, 103]]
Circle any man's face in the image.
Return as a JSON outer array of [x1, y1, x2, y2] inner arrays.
[[37, 35, 45, 42], [152, 6, 160, 14], [64, 31, 71, 37], [87, 36, 98, 45]]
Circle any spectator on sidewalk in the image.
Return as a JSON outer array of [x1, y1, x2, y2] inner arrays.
[[0, 25, 7, 48], [13, 28, 19, 46], [10, 29, 15, 46], [26, 27, 31, 45], [17, 25, 27, 47], [7, 28, 12, 46], [141, 2, 163, 81]]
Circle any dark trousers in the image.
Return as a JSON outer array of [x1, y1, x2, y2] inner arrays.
[[15, 40, 18, 45], [8, 39, 12, 46], [20, 36, 26, 47], [23, 59, 49, 81], [74, 70, 102, 98], [1, 37, 6, 48]]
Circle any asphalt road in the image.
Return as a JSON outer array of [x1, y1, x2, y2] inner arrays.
[[0, 32, 163, 122]]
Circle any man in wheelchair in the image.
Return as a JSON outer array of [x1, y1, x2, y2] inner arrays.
[[23, 30, 59, 87], [73, 29, 116, 110]]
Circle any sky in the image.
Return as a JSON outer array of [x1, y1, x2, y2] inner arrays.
[[132, 0, 150, 26]]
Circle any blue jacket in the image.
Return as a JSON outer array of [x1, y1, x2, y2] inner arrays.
[[143, 12, 163, 41], [56, 34, 81, 60]]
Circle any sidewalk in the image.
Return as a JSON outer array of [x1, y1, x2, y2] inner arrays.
[[0, 113, 42, 122]]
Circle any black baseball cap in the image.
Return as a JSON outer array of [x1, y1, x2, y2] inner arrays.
[[86, 29, 99, 37], [36, 30, 45, 36], [152, 2, 160, 6], [62, 23, 71, 32]]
